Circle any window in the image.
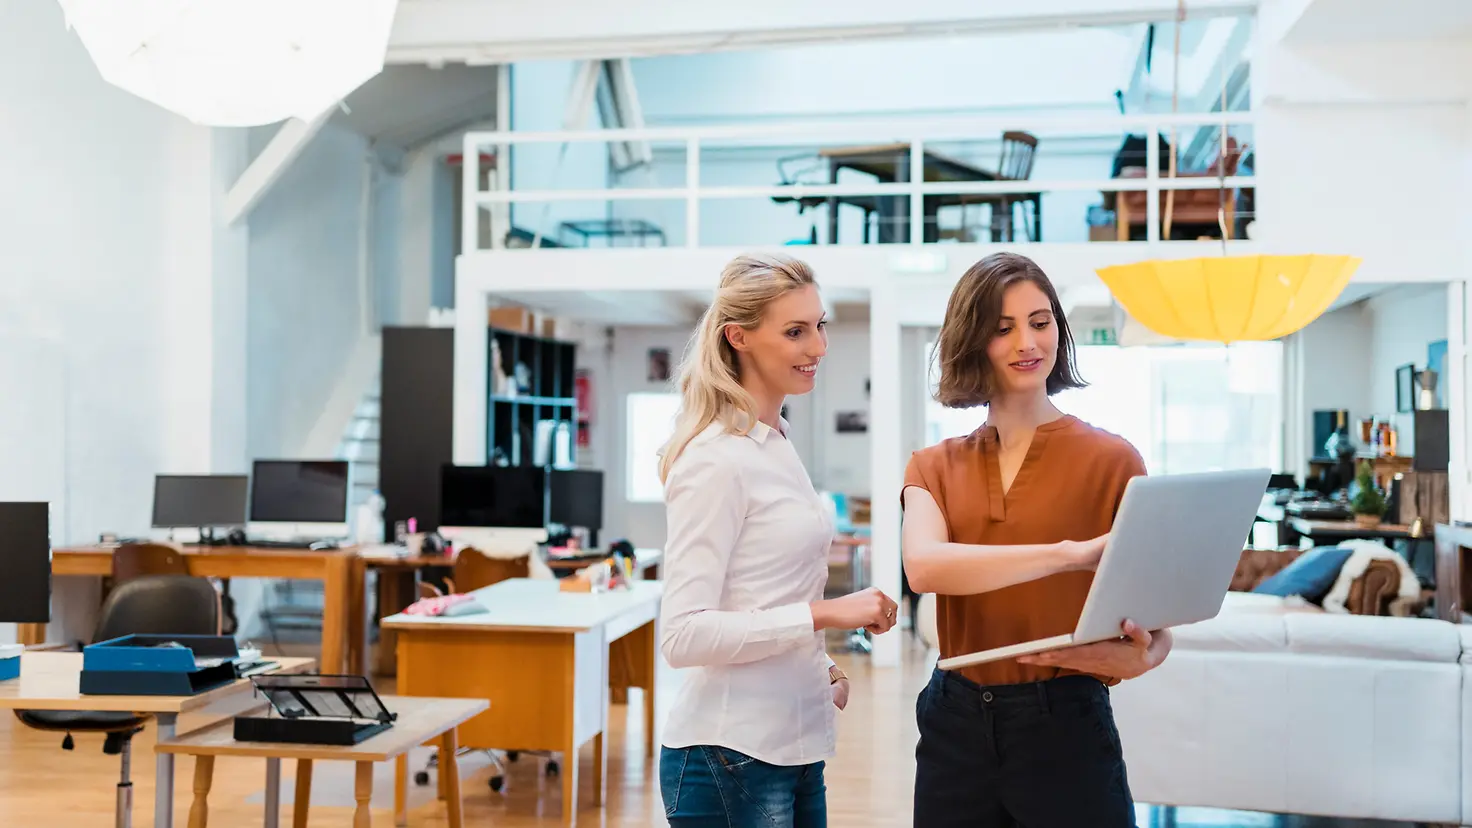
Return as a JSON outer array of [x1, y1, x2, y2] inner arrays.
[[626, 392, 681, 502], [923, 342, 1283, 475]]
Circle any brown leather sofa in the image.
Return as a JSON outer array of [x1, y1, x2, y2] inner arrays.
[[1231, 547, 1411, 617]]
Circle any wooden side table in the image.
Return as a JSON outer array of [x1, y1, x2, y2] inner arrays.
[[155, 695, 487, 827]]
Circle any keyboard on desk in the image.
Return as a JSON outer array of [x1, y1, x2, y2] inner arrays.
[[244, 539, 341, 550]]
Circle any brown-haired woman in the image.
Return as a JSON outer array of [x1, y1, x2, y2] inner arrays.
[[902, 251, 1172, 826]]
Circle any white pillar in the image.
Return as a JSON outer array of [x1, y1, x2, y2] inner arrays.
[[868, 281, 904, 668], [453, 276, 489, 465], [1448, 281, 1467, 520]]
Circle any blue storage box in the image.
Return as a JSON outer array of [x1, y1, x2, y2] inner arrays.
[[81, 635, 241, 696], [0, 644, 22, 681]]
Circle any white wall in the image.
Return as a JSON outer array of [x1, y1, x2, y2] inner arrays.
[[1, 2, 251, 642], [1251, 36, 1472, 283], [1291, 284, 1449, 475], [246, 123, 375, 460], [1366, 285, 1448, 449], [0, 1, 247, 543], [628, 32, 1133, 123], [573, 320, 875, 548]]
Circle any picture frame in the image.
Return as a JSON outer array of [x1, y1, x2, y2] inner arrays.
[[1395, 363, 1415, 413]]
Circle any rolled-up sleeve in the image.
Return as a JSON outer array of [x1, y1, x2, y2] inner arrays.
[[659, 446, 816, 669]]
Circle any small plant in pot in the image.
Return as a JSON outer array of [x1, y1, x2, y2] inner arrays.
[[1349, 460, 1386, 527]]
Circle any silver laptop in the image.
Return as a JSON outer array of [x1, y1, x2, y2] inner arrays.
[[937, 467, 1271, 672]]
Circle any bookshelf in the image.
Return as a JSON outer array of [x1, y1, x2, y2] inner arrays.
[[488, 326, 578, 467]]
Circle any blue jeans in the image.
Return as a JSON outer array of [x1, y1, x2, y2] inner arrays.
[[660, 744, 826, 827]]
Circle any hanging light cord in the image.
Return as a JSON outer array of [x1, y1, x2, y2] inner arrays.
[[1163, 0, 1184, 240]]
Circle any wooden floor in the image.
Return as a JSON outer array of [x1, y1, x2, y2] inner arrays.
[[0, 631, 1419, 827]]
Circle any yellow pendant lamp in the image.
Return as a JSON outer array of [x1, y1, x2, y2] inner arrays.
[[1096, 254, 1361, 343], [1096, 1, 1361, 343]]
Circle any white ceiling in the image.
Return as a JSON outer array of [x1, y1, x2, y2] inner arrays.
[[1288, 0, 1472, 41], [334, 63, 500, 152]]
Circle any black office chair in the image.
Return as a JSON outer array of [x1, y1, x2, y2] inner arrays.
[[16, 575, 222, 828]]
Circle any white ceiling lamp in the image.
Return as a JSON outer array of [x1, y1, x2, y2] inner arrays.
[[55, 0, 401, 127]]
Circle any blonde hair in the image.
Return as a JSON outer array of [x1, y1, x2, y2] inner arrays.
[[657, 252, 817, 483]]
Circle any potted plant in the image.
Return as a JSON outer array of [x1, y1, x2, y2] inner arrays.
[[1349, 460, 1386, 527]]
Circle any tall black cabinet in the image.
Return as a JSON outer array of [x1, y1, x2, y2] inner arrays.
[[380, 326, 454, 539]]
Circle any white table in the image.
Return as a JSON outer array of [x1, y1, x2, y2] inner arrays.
[[381, 579, 663, 827]]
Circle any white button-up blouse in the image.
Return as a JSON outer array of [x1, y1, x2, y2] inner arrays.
[[658, 418, 838, 767]]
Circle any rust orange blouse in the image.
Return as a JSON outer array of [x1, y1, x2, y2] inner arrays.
[[903, 414, 1147, 687]]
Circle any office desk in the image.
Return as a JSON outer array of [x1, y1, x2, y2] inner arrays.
[[19, 545, 367, 675], [0, 651, 314, 828], [364, 546, 663, 677], [382, 579, 662, 827], [157, 695, 488, 828]]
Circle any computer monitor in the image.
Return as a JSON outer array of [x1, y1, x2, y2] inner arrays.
[[152, 475, 249, 533], [549, 469, 603, 529], [440, 464, 547, 529], [248, 460, 351, 541], [0, 502, 51, 623]]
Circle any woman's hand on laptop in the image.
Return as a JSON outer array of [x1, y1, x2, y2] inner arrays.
[[1059, 533, 1110, 572], [1015, 619, 1171, 680]]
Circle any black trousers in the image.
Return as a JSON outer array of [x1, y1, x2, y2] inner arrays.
[[914, 667, 1137, 827]]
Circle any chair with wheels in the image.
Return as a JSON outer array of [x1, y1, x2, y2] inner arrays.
[[15, 574, 222, 828], [413, 547, 559, 794]]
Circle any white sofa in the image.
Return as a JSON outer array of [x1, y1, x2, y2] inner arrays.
[[913, 592, 1470, 823], [1110, 593, 1472, 825]]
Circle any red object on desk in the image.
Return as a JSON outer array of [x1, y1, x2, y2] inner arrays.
[[404, 593, 477, 617]]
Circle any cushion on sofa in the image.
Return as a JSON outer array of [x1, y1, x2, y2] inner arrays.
[[1283, 613, 1464, 663], [1461, 626, 1472, 665], [1251, 545, 1351, 603]]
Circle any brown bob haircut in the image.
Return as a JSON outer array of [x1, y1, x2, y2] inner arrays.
[[932, 252, 1087, 408]]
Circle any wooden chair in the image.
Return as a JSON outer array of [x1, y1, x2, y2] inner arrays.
[[111, 542, 189, 583]]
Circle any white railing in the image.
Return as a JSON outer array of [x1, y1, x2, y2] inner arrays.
[[460, 110, 1255, 253]]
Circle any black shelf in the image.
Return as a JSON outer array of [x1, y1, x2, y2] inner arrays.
[[488, 327, 578, 467]]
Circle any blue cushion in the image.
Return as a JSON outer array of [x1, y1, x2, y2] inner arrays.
[[1252, 546, 1353, 603]]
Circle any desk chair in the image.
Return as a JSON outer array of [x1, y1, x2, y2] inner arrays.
[[15, 575, 222, 828], [413, 547, 558, 793]]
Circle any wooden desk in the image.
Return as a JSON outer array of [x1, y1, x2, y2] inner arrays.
[[21, 545, 367, 675], [156, 695, 488, 828], [382, 579, 662, 827], [0, 651, 314, 828], [1287, 517, 1426, 543]]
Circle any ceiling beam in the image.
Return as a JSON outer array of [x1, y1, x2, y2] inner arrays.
[[223, 107, 334, 226], [385, 0, 1255, 65]]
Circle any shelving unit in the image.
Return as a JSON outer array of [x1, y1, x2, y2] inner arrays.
[[488, 326, 578, 467]]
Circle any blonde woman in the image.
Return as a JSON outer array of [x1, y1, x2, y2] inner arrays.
[[657, 253, 899, 828]]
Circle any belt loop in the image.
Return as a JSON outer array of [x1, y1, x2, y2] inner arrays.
[[1036, 680, 1050, 715]]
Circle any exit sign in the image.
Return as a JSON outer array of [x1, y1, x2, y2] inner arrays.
[[1089, 327, 1117, 345]]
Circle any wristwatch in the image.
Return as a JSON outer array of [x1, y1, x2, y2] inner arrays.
[[828, 665, 847, 684]]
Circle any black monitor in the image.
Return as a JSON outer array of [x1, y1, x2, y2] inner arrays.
[[548, 469, 603, 532], [440, 465, 546, 529], [152, 474, 249, 529], [0, 502, 51, 623], [249, 460, 351, 524]]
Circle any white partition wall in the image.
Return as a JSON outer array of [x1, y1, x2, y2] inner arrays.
[[868, 282, 904, 667], [1449, 281, 1468, 521]]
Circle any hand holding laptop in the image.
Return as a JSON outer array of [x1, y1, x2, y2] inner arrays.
[[1016, 618, 1165, 680]]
